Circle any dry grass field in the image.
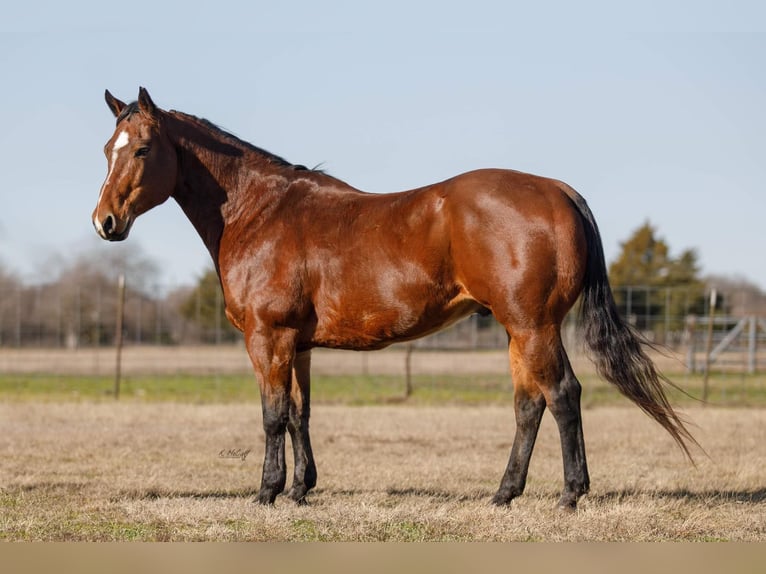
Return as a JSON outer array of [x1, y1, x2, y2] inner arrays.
[[1, 401, 764, 541]]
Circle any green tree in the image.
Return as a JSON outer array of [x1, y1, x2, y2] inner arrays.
[[180, 269, 239, 343], [609, 222, 670, 287], [608, 222, 705, 335]]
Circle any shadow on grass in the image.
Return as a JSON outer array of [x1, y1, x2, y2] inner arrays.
[[384, 487, 490, 502], [115, 484, 766, 506], [590, 487, 766, 505], [118, 485, 493, 504], [121, 487, 260, 500], [319, 485, 766, 506]]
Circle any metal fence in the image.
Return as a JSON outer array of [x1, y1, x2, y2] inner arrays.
[[1, 281, 763, 373]]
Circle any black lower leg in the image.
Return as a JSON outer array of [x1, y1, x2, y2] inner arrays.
[[285, 351, 316, 504], [287, 412, 317, 504], [257, 403, 288, 505], [549, 369, 589, 511], [492, 392, 546, 505]]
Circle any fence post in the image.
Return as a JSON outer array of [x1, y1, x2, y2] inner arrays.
[[114, 274, 126, 400], [664, 287, 671, 345], [748, 316, 757, 374], [685, 315, 696, 373], [74, 285, 81, 349], [702, 289, 717, 403], [404, 343, 414, 398], [15, 286, 22, 347]]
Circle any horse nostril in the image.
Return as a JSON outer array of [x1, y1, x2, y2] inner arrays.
[[102, 214, 115, 235]]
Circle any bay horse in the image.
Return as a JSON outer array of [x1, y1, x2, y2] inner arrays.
[[92, 88, 696, 510]]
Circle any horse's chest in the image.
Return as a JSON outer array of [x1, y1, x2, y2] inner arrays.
[[219, 252, 305, 330]]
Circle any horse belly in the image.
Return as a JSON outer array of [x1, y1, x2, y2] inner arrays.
[[310, 293, 483, 351]]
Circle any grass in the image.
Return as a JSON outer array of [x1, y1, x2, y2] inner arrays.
[[0, 402, 764, 541], [0, 371, 765, 407], [2, 348, 764, 542]]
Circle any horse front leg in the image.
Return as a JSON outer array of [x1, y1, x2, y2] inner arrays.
[[246, 328, 296, 505], [286, 349, 317, 504]]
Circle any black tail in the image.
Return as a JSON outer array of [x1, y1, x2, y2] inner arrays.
[[564, 187, 697, 460]]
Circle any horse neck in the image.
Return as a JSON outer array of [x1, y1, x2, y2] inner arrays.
[[166, 112, 282, 269]]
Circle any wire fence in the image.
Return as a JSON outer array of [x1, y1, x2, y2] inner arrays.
[[0, 282, 700, 347], [1, 281, 764, 375]]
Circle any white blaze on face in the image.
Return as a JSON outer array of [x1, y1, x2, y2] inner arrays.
[[113, 130, 130, 152], [94, 130, 130, 231]]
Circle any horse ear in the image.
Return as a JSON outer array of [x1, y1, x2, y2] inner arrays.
[[137, 87, 158, 116], [105, 90, 126, 118]]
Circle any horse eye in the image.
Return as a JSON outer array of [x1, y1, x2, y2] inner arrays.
[[135, 147, 150, 158]]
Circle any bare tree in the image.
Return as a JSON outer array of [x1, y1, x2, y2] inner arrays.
[[0, 260, 21, 346]]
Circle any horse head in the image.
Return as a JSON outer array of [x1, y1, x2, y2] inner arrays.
[[92, 88, 177, 241]]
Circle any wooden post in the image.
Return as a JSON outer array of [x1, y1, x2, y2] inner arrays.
[[685, 315, 696, 374], [404, 343, 414, 399], [114, 274, 126, 400], [702, 288, 717, 403], [748, 316, 757, 375]]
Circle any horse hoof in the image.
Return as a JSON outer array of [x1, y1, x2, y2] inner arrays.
[[490, 493, 512, 507], [287, 488, 309, 505], [556, 499, 578, 513], [256, 490, 279, 505]]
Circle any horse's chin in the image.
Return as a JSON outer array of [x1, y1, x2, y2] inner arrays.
[[105, 229, 130, 242], [107, 220, 133, 241]]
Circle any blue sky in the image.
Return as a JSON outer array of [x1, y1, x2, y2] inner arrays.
[[1, 1, 764, 290]]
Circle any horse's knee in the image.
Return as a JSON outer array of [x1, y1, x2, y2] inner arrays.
[[262, 395, 289, 433]]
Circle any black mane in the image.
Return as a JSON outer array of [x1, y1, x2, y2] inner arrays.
[[179, 112, 305, 170], [117, 101, 316, 172]]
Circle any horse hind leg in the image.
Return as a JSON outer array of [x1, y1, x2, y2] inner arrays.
[[286, 350, 317, 504], [549, 344, 590, 510], [491, 372, 546, 506], [493, 326, 589, 510]]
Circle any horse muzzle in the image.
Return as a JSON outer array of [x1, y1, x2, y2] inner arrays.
[[93, 212, 133, 241]]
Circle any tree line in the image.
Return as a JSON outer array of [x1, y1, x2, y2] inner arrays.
[[0, 244, 239, 348]]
